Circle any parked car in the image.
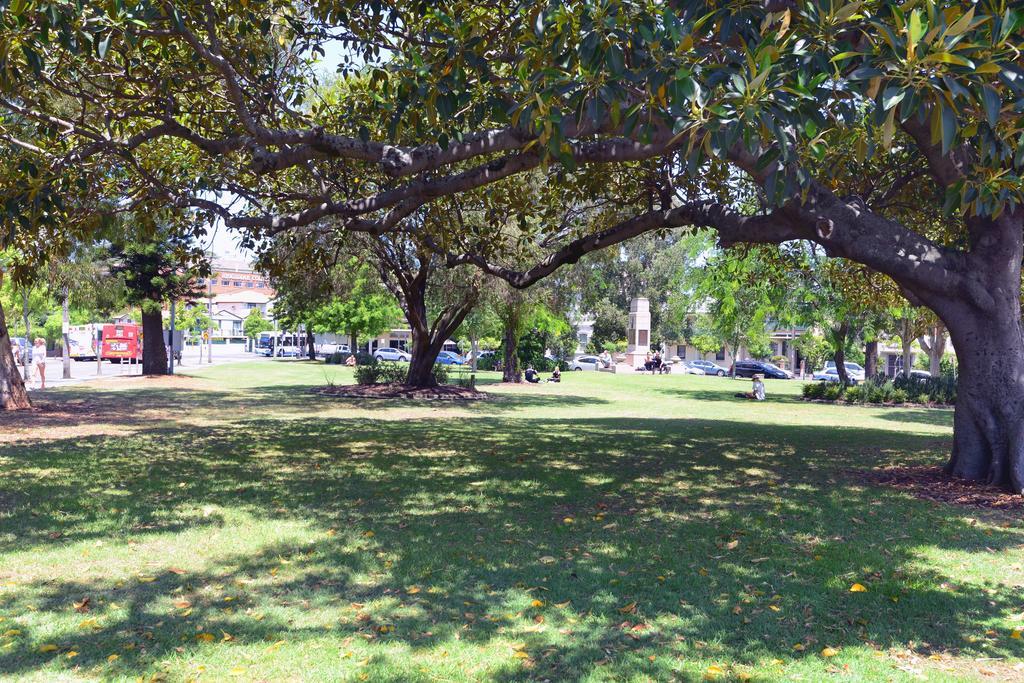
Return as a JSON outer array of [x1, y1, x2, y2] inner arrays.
[[731, 359, 792, 379], [689, 359, 728, 376], [255, 345, 274, 357], [679, 361, 706, 375], [571, 355, 602, 371], [11, 337, 32, 362], [436, 351, 465, 365], [275, 345, 302, 358], [824, 360, 866, 382], [812, 368, 843, 383], [320, 343, 350, 356], [374, 347, 411, 362]]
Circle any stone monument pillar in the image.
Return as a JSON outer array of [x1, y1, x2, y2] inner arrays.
[[624, 297, 651, 369]]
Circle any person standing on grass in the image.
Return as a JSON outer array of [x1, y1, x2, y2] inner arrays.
[[30, 337, 47, 390]]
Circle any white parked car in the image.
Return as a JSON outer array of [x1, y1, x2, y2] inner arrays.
[[824, 360, 866, 382], [813, 367, 860, 384], [374, 347, 411, 362], [320, 343, 350, 356], [679, 362, 706, 375], [571, 355, 602, 371]]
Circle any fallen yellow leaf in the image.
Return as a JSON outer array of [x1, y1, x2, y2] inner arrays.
[[196, 633, 216, 642], [229, 666, 246, 675], [822, 647, 839, 657], [618, 601, 638, 614], [107, 654, 119, 662], [265, 640, 285, 653], [704, 664, 725, 679], [2, 630, 22, 637], [137, 576, 156, 583], [362, 531, 375, 538], [406, 586, 421, 594], [221, 631, 234, 642], [1012, 630, 1022, 639], [530, 599, 544, 608], [513, 651, 530, 659], [849, 583, 868, 592], [38, 644, 58, 653], [792, 643, 805, 651], [66, 651, 79, 659], [562, 517, 574, 524]]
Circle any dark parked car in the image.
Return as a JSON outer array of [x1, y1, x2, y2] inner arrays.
[[730, 359, 793, 379]]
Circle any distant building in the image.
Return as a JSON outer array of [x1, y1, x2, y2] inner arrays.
[[198, 257, 275, 298]]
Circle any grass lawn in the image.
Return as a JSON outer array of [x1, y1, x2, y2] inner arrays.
[[0, 361, 1022, 681]]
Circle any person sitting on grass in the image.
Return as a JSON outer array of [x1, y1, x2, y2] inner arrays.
[[548, 366, 561, 383], [524, 366, 540, 383], [345, 354, 356, 367], [736, 374, 766, 401]]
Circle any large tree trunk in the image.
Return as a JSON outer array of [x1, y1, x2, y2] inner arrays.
[[470, 336, 480, 372], [919, 323, 947, 377], [141, 308, 168, 375], [864, 339, 878, 379], [0, 297, 31, 410], [943, 306, 1024, 492], [833, 321, 850, 385], [899, 318, 914, 379], [349, 332, 358, 356], [306, 328, 316, 360], [502, 318, 521, 383]]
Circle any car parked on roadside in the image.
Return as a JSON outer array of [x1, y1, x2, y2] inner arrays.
[[436, 351, 465, 365], [678, 361, 706, 375], [689, 359, 728, 376], [374, 347, 411, 362], [824, 360, 866, 382], [731, 359, 793, 379], [275, 345, 302, 358], [320, 343, 350, 356], [571, 355, 602, 371]]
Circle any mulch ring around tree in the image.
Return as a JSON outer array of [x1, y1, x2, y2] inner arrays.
[[862, 465, 1023, 510], [314, 383, 488, 401]]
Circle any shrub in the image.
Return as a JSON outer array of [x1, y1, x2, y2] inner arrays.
[[891, 388, 908, 404], [844, 385, 863, 402], [324, 351, 346, 365], [377, 362, 408, 385], [476, 354, 499, 371], [354, 362, 382, 385], [802, 382, 827, 400], [823, 383, 844, 401], [431, 363, 450, 385]]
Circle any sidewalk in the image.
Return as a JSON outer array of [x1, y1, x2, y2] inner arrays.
[[19, 347, 267, 391]]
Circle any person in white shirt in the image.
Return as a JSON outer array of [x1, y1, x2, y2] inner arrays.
[[30, 337, 47, 390], [737, 374, 766, 401]]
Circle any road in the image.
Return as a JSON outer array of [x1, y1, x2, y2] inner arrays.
[[18, 344, 266, 391]]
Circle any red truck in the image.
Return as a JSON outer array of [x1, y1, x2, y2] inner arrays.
[[100, 323, 143, 363]]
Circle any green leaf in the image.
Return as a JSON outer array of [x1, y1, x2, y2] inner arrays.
[[940, 101, 957, 155], [981, 86, 1001, 127], [908, 10, 924, 44], [923, 52, 974, 68], [98, 34, 112, 60], [881, 86, 905, 111]]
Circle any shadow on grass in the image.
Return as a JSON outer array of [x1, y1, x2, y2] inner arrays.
[[875, 408, 955, 427], [0, 383, 1016, 680]]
